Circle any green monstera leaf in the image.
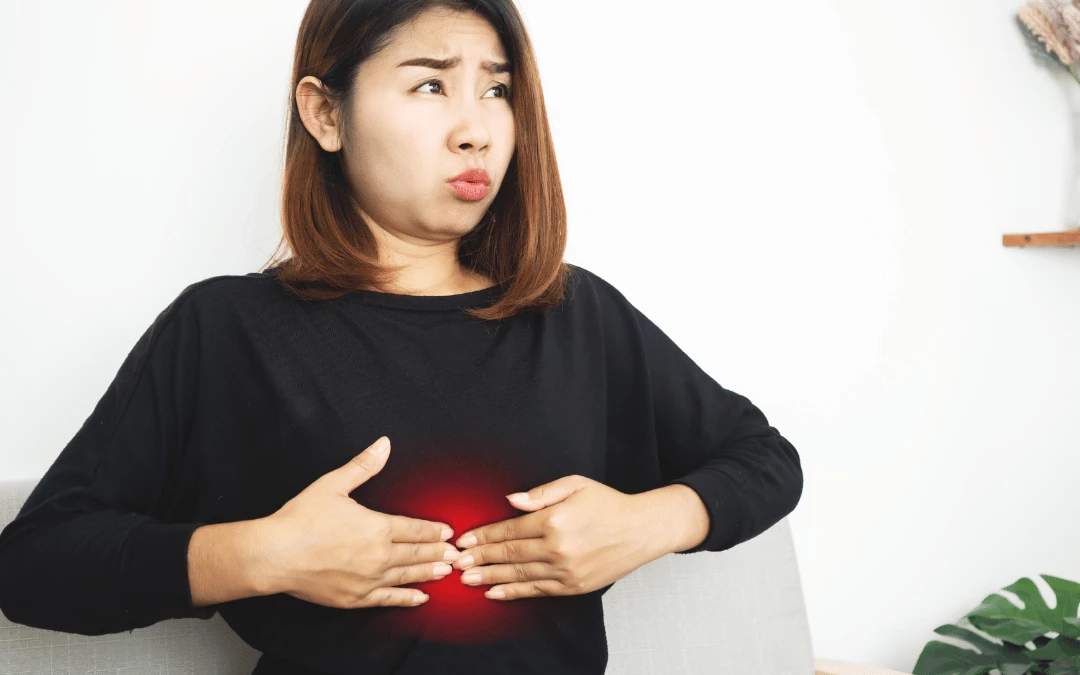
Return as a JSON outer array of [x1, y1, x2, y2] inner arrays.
[[913, 575, 1080, 675]]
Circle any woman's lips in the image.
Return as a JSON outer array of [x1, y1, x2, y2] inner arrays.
[[448, 168, 490, 201], [449, 181, 490, 201]]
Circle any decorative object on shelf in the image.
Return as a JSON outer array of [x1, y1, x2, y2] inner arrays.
[[1016, 1, 1080, 237], [912, 574, 1080, 675], [1017, 0, 1080, 84]]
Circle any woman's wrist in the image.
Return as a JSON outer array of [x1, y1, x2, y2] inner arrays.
[[188, 518, 283, 605], [636, 484, 710, 556]]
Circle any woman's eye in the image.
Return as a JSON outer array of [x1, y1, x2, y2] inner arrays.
[[416, 79, 444, 94], [488, 83, 512, 99]]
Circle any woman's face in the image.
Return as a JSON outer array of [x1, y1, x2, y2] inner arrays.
[[305, 8, 516, 246]]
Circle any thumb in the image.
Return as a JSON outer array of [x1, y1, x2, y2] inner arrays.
[[506, 475, 587, 511], [332, 436, 391, 494]]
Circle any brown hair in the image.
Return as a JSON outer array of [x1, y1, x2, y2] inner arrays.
[[261, 0, 570, 320]]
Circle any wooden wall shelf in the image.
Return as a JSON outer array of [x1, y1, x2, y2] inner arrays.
[[1002, 231, 1080, 247]]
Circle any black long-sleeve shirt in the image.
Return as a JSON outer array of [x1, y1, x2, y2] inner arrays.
[[0, 262, 802, 675]]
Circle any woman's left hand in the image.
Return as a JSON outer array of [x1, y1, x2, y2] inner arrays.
[[452, 475, 667, 601]]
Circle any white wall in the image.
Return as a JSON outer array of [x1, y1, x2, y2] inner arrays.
[[3, 0, 1079, 671]]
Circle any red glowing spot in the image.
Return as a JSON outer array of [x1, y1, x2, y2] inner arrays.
[[362, 447, 553, 645]]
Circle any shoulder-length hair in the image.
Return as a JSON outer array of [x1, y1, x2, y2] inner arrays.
[[261, 0, 570, 320]]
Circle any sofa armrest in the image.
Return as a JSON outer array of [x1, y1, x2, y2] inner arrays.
[[815, 657, 915, 675]]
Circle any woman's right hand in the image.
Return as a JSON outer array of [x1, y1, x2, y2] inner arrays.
[[254, 436, 459, 609]]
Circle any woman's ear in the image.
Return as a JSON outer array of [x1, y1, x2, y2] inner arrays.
[[295, 76, 343, 153]]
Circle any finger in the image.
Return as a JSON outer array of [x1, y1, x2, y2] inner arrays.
[[484, 579, 567, 601], [454, 537, 550, 570], [506, 475, 589, 511], [386, 541, 461, 568], [332, 437, 391, 494], [455, 511, 545, 549], [357, 586, 429, 609], [388, 513, 453, 543], [459, 561, 561, 587], [380, 560, 454, 589]]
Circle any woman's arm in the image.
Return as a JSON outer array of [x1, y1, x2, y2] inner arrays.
[[581, 262, 803, 557], [630, 301, 804, 554], [0, 281, 234, 634]]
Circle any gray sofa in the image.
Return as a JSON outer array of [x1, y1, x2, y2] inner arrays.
[[0, 478, 908, 674]]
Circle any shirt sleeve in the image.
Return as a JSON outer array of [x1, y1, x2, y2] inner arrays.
[[628, 300, 803, 555], [0, 282, 220, 635]]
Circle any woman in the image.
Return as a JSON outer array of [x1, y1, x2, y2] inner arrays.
[[0, 1, 803, 674]]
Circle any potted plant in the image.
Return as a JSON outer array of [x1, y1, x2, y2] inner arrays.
[[913, 574, 1080, 675]]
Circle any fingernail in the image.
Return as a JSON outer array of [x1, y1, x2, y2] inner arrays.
[[372, 437, 390, 454], [434, 563, 452, 577], [440, 525, 453, 540], [457, 534, 476, 548], [508, 492, 528, 501], [443, 548, 459, 562], [462, 571, 481, 584], [486, 589, 505, 599], [455, 554, 474, 569]]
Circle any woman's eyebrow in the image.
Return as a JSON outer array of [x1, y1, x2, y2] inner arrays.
[[396, 56, 512, 75]]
